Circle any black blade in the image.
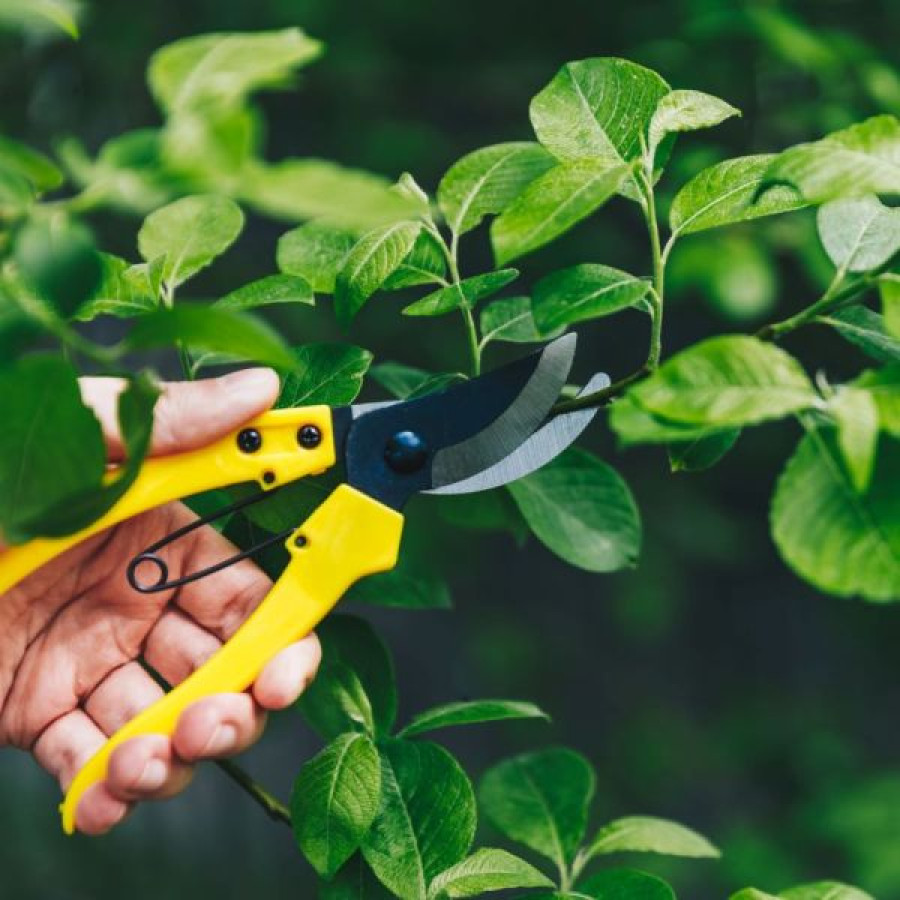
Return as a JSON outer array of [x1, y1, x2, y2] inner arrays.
[[343, 334, 576, 509]]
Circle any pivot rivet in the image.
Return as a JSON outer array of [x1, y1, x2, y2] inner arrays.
[[384, 430, 429, 474], [237, 428, 262, 453], [298, 425, 322, 448]]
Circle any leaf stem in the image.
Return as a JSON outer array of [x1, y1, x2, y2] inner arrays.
[[756, 269, 871, 341]]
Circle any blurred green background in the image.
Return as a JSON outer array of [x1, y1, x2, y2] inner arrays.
[[2, 1, 900, 897]]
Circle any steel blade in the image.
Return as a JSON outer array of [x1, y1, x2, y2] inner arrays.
[[426, 372, 608, 495], [343, 334, 576, 509]]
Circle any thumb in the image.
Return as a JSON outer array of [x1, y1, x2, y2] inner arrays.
[[80, 368, 281, 461]]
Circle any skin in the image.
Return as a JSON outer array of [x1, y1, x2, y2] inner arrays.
[[0, 368, 321, 835]]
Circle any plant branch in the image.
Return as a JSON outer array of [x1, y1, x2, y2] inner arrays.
[[756, 269, 875, 341]]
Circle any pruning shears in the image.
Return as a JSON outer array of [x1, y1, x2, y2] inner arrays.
[[0, 334, 605, 834]]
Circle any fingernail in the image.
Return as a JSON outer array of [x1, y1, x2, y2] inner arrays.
[[201, 724, 238, 757], [135, 758, 168, 792], [223, 368, 279, 402]]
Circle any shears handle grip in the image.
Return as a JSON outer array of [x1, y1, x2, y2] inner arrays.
[[60, 484, 403, 833], [0, 406, 335, 596]]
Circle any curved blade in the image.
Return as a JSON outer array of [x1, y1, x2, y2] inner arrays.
[[426, 372, 608, 495], [344, 334, 576, 509]]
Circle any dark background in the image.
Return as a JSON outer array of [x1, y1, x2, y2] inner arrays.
[[1, 1, 899, 897]]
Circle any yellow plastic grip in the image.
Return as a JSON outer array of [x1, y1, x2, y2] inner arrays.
[[60, 484, 404, 834], [0, 407, 335, 596]]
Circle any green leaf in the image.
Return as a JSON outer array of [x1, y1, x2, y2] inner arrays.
[[0, 168, 33, 218], [668, 429, 741, 472], [148, 28, 322, 113], [291, 733, 381, 878], [584, 816, 720, 861], [241, 158, 422, 230], [854, 365, 900, 437], [817, 195, 900, 272], [73, 254, 159, 321], [14, 217, 102, 317], [780, 883, 875, 900], [437, 142, 556, 236], [818, 306, 900, 363], [0, 136, 63, 192], [346, 567, 453, 610], [577, 868, 677, 900], [508, 448, 641, 573], [403, 270, 518, 317], [383, 231, 447, 290], [398, 700, 549, 739], [771, 428, 900, 601], [610, 395, 733, 447], [630, 336, 817, 427], [277, 343, 372, 407], [480, 296, 559, 346], [335, 221, 422, 327], [529, 58, 670, 166], [436, 490, 529, 544], [138, 195, 244, 289], [763, 115, 900, 203], [215, 274, 313, 311], [362, 740, 476, 900], [478, 747, 595, 871], [0, 0, 80, 37], [828, 387, 879, 491], [731, 891, 778, 900], [491, 162, 630, 266], [648, 89, 740, 158], [321, 855, 396, 900], [299, 615, 397, 739], [370, 363, 466, 400], [127, 304, 296, 369], [669, 154, 807, 236], [880, 275, 900, 339], [428, 848, 553, 898], [0, 361, 158, 542], [532, 264, 649, 333], [276, 221, 357, 294]]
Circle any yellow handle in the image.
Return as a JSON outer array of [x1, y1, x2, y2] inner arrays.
[[0, 407, 335, 596], [60, 484, 404, 834]]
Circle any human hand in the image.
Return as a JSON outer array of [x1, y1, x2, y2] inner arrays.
[[0, 369, 321, 834]]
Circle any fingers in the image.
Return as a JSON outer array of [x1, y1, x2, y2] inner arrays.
[[253, 634, 322, 710], [80, 367, 280, 461], [143, 610, 222, 687], [172, 693, 266, 761]]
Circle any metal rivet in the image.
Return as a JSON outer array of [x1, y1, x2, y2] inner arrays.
[[262, 470, 276, 485], [297, 425, 322, 449], [237, 428, 262, 453], [384, 430, 429, 474]]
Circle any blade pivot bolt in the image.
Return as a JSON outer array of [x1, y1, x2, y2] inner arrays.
[[237, 428, 262, 453], [385, 430, 428, 474], [297, 425, 322, 448]]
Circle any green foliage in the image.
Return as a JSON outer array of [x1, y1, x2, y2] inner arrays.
[[403, 270, 518, 317], [583, 816, 721, 860], [428, 848, 553, 897], [214, 274, 313, 311], [508, 448, 641, 573], [277, 344, 372, 407], [817, 196, 900, 273], [577, 868, 676, 900], [276, 221, 357, 293], [397, 701, 549, 739]]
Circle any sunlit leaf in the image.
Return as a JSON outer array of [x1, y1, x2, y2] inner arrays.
[[362, 740, 476, 900], [629, 336, 817, 427], [828, 386, 879, 491], [335, 221, 422, 326], [73, 254, 159, 321], [780, 882, 874, 900], [398, 700, 549, 738], [403, 270, 518, 317], [880, 275, 900, 339], [669, 154, 807, 236], [215, 274, 313, 311], [530, 58, 669, 166], [817, 195, 900, 272], [138, 194, 244, 289], [491, 162, 630, 265], [610, 395, 737, 447], [480, 296, 559, 345], [438, 142, 556, 236], [277, 343, 372, 407], [479, 747, 595, 871], [291, 733, 381, 878], [0, 136, 64, 192], [149, 28, 323, 113], [428, 848, 553, 898], [584, 816, 720, 861], [854, 365, 900, 437], [276, 220, 357, 294], [509, 448, 641, 572], [763, 115, 900, 202], [771, 428, 900, 601], [532, 264, 649, 333], [383, 231, 447, 290], [648, 89, 739, 158]]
